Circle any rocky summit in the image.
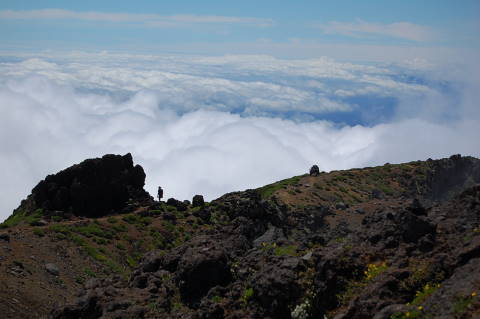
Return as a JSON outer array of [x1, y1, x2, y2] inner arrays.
[[1, 154, 480, 318], [16, 153, 152, 219]]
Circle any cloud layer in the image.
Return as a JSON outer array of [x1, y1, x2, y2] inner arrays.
[[318, 20, 435, 42], [0, 53, 444, 123], [0, 53, 478, 222], [0, 9, 273, 28]]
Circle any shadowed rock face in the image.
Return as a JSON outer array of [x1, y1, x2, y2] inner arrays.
[[26, 153, 151, 218], [425, 155, 480, 202]]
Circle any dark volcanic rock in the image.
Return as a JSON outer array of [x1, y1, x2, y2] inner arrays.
[[175, 237, 232, 305], [310, 165, 320, 176], [425, 154, 480, 201], [192, 195, 205, 207], [20, 153, 151, 218], [44, 155, 480, 319], [0, 233, 10, 242], [250, 257, 305, 318], [50, 293, 102, 319], [166, 198, 188, 211]]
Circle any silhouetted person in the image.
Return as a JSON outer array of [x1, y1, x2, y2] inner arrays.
[[157, 186, 163, 201]]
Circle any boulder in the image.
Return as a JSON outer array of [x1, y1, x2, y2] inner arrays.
[[253, 226, 286, 247], [251, 257, 305, 318], [309, 165, 320, 176], [21, 153, 151, 218], [192, 195, 205, 207], [400, 214, 436, 243], [175, 237, 232, 304], [166, 198, 188, 211], [50, 292, 102, 319]]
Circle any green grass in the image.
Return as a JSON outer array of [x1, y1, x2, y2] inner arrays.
[[126, 255, 138, 268], [84, 267, 96, 277], [122, 214, 152, 227], [257, 175, 304, 198], [72, 223, 114, 239], [107, 216, 118, 224], [104, 258, 123, 273], [49, 224, 71, 234], [336, 262, 388, 307], [71, 234, 86, 246], [1, 208, 44, 228], [112, 223, 128, 233], [33, 228, 45, 237], [75, 275, 85, 284], [211, 295, 222, 303], [122, 214, 140, 224], [51, 216, 63, 222], [274, 245, 298, 256], [453, 294, 475, 316], [410, 283, 440, 305], [390, 310, 423, 319], [241, 287, 254, 305], [150, 229, 166, 249], [84, 245, 107, 262], [162, 221, 175, 233]]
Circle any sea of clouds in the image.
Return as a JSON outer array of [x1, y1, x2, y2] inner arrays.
[[0, 52, 478, 221]]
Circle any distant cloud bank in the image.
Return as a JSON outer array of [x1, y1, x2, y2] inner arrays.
[[0, 9, 273, 28], [317, 20, 435, 42], [0, 52, 478, 222]]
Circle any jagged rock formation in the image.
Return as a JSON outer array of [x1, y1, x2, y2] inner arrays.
[[425, 154, 480, 201], [16, 153, 152, 218]]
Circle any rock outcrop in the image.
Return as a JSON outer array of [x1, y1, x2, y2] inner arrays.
[[18, 153, 151, 218], [309, 165, 320, 176], [425, 154, 480, 201]]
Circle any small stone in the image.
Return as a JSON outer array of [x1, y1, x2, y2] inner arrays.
[[355, 208, 366, 214], [45, 263, 60, 276], [302, 251, 313, 261], [31, 219, 48, 227], [0, 233, 10, 242], [335, 202, 348, 210], [85, 278, 100, 289]]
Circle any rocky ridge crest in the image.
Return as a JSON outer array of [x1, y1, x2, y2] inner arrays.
[[1, 154, 480, 319]]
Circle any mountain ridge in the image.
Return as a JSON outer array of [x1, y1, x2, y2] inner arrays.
[[1, 154, 479, 318]]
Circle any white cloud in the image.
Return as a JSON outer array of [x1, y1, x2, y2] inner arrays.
[[0, 54, 438, 118], [318, 20, 435, 42], [0, 53, 478, 222], [0, 9, 273, 28]]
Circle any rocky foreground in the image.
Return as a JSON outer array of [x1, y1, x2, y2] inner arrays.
[[1, 154, 480, 318]]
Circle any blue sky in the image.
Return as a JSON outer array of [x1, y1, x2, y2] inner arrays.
[[0, 1, 478, 56], [0, 1, 479, 221]]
